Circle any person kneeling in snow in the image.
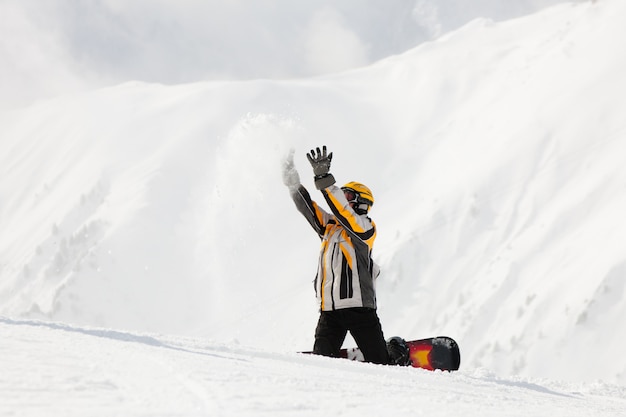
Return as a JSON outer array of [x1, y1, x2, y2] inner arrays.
[[282, 146, 409, 366]]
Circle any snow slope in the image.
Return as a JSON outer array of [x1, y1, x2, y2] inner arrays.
[[1, 0, 626, 414], [2, 317, 625, 417]]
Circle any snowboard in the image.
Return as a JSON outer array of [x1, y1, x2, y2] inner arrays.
[[304, 336, 461, 371]]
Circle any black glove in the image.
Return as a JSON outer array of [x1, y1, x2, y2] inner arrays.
[[307, 146, 335, 190], [387, 337, 411, 366], [307, 146, 333, 178]]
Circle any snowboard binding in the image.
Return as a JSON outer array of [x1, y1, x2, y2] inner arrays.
[[386, 336, 411, 366]]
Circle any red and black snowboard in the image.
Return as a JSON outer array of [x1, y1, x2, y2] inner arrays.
[[306, 336, 461, 371]]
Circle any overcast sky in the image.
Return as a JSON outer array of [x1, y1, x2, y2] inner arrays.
[[0, 0, 572, 110]]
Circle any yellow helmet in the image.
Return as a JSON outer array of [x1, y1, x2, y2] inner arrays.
[[341, 181, 374, 206]]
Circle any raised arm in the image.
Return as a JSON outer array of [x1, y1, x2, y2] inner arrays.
[[282, 149, 331, 238]]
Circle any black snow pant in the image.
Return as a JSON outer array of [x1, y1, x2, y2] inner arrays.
[[313, 307, 389, 365]]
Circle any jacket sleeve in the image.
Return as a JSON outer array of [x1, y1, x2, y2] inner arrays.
[[290, 185, 332, 238], [321, 185, 376, 246]]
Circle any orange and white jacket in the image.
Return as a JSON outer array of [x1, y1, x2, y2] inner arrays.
[[290, 184, 380, 311]]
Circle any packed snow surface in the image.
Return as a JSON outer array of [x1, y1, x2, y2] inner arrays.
[[2, 317, 625, 417], [1, 0, 626, 415]]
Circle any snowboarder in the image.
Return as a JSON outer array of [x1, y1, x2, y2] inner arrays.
[[282, 146, 408, 365]]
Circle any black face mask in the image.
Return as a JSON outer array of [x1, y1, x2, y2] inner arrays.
[[354, 203, 369, 215]]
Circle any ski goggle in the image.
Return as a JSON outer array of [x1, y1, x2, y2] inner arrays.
[[342, 188, 359, 203]]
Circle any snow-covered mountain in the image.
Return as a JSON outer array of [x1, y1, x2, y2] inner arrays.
[[1, 0, 625, 415], [1, 0, 570, 110]]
